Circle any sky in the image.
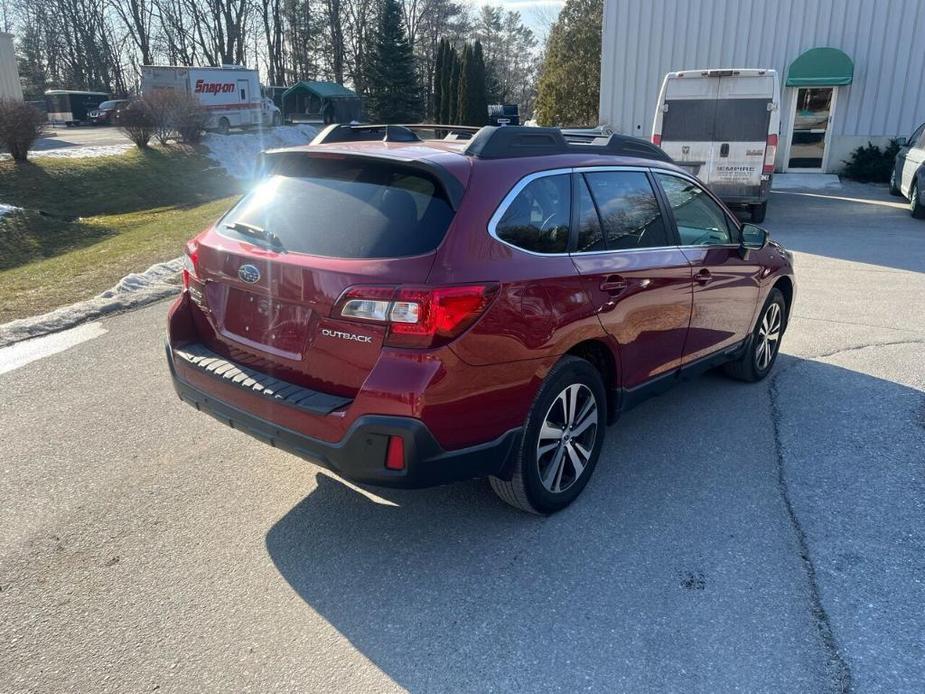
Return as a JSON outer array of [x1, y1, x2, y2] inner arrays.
[[465, 0, 565, 40]]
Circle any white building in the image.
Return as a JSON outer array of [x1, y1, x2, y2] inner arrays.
[[598, 0, 925, 173], [0, 32, 23, 101]]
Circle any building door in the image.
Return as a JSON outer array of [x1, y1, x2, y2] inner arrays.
[[785, 87, 837, 172]]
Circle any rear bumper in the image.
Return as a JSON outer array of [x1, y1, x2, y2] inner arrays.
[[166, 343, 521, 488], [712, 177, 771, 205]]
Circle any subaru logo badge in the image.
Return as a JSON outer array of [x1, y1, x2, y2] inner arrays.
[[238, 264, 260, 284]]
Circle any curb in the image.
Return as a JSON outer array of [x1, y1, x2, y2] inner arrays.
[[0, 257, 183, 348]]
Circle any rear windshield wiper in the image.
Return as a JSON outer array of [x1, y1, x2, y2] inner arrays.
[[224, 221, 285, 251]]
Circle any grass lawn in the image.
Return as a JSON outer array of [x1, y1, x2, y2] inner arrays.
[[0, 147, 241, 322]]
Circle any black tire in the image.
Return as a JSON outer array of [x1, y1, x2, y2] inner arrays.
[[217, 117, 230, 135], [489, 356, 607, 514], [750, 201, 767, 223], [910, 179, 925, 219], [889, 168, 902, 196], [723, 288, 787, 382]]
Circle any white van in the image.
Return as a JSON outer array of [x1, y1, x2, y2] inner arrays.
[[651, 69, 780, 222]]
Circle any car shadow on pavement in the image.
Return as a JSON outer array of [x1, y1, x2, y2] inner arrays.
[[264, 356, 924, 692]]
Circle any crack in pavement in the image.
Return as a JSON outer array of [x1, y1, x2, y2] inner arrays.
[[767, 337, 925, 694], [768, 358, 853, 694]]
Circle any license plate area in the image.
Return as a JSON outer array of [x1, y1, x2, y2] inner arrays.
[[221, 287, 310, 359]]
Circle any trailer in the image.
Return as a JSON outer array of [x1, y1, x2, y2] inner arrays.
[[141, 65, 280, 133], [45, 90, 109, 126]]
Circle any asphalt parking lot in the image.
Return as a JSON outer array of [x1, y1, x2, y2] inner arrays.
[[1, 183, 923, 693], [31, 126, 132, 151]]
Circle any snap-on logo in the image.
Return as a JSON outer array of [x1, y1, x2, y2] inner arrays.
[[194, 80, 235, 94], [321, 328, 372, 343]]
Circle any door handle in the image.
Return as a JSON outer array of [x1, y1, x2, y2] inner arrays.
[[600, 275, 628, 294], [695, 269, 712, 285], [720, 143, 730, 157]]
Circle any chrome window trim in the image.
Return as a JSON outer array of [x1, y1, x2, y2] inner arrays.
[[487, 168, 574, 257], [487, 165, 678, 257]]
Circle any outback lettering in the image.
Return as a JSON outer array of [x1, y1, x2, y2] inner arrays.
[[321, 328, 372, 343]]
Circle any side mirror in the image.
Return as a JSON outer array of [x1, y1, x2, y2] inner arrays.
[[739, 223, 768, 258], [896, 136, 908, 147]]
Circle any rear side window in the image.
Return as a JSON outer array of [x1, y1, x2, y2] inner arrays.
[[219, 158, 454, 258], [494, 174, 570, 253], [583, 171, 670, 250], [662, 98, 771, 142]]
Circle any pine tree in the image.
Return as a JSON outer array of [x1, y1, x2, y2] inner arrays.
[[365, 0, 422, 123], [447, 48, 461, 124], [456, 43, 473, 125], [433, 39, 447, 123], [535, 0, 603, 126], [471, 40, 489, 126]]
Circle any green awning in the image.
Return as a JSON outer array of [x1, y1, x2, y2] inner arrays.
[[786, 47, 854, 86]]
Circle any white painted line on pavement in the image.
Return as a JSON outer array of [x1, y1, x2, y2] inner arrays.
[[0, 322, 108, 376]]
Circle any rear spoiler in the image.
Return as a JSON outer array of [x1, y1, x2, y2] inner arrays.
[[255, 147, 466, 211], [311, 123, 481, 144]]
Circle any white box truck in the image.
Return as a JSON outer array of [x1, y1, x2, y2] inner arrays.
[[651, 69, 780, 222], [141, 65, 281, 133]]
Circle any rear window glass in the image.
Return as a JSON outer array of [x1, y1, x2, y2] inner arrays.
[[219, 158, 454, 258], [662, 98, 771, 142]]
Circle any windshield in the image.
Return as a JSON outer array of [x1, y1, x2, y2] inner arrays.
[[219, 158, 455, 259]]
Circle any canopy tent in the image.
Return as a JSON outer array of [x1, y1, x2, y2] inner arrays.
[[281, 81, 362, 123], [786, 47, 854, 86]]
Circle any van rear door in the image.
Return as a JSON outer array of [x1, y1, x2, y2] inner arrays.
[[709, 75, 772, 194], [659, 74, 720, 179], [658, 72, 773, 196]]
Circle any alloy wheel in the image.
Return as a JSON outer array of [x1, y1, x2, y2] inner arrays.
[[536, 383, 598, 493], [755, 302, 782, 370]]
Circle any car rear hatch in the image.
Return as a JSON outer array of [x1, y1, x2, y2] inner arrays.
[[185, 152, 460, 397]]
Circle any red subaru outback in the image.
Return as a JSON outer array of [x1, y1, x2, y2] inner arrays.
[[166, 124, 794, 513]]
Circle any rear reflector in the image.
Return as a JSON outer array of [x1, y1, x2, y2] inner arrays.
[[385, 436, 405, 470], [333, 283, 499, 349], [763, 133, 778, 175]]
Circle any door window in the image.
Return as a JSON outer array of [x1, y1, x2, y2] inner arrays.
[[788, 87, 833, 168], [655, 173, 733, 246], [494, 174, 570, 253], [913, 124, 925, 149], [582, 171, 670, 250]]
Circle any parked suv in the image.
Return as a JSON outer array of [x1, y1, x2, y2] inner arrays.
[[166, 124, 795, 514]]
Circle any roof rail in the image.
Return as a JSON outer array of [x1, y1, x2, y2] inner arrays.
[[464, 126, 673, 163]]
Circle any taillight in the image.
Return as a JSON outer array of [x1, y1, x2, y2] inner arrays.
[[763, 134, 778, 175], [652, 133, 662, 146], [181, 240, 199, 289], [332, 284, 499, 349]]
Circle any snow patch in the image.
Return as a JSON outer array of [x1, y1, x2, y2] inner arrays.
[[0, 257, 183, 348], [1, 144, 134, 160], [202, 124, 318, 180], [0, 203, 22, 219]]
